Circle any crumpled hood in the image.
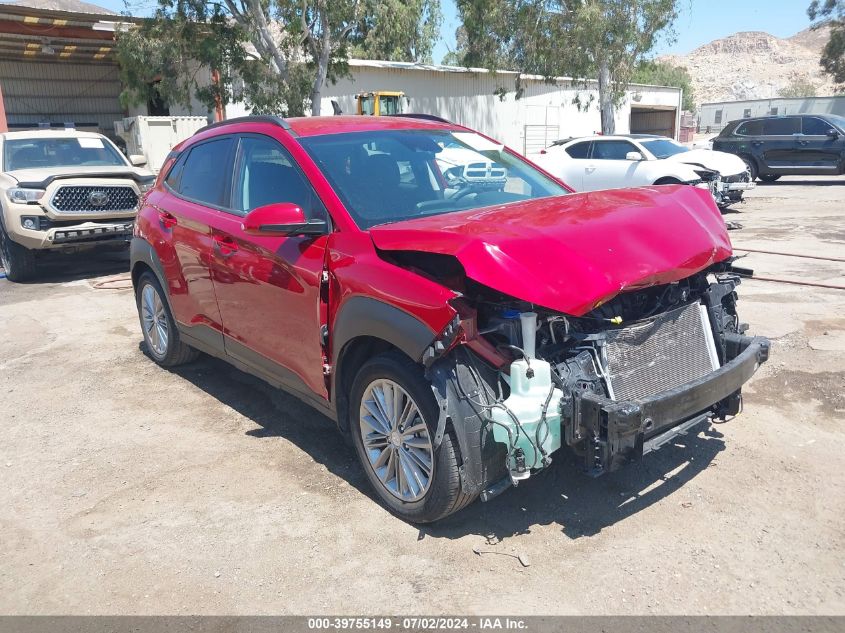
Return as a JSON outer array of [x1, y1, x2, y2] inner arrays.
[[369, 185, 732, 316], [665, 148, 747, 177]]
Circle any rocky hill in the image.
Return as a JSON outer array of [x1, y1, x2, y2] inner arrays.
[[660, 27, 836, 107]]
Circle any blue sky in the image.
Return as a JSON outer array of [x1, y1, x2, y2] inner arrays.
[[85, 0, 815, 64]]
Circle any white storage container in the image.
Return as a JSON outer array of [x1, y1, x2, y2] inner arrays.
[[114, 116, 209, 173]]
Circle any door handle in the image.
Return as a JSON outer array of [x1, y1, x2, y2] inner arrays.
[[751, 141, 763, 146], [158, 210, 177, 229], [212, 234, 239, 257], [799, 140, 809, 146], [585, 164, 597, 173]]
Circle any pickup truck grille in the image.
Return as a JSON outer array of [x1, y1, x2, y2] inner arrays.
[[464, 162, 507, 181], [51, 186, 138, 213], [604, 302, 720, 401]]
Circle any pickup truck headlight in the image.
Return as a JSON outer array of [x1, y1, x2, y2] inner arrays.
[[138, 178, 156, 194], [6, 188, 45, 204]]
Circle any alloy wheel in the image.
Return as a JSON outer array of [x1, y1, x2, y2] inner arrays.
[[141, 283, 169, 357], [358, 379, 434, 502]]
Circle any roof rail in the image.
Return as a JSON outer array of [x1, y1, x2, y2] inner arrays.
[[196, 115, 297, 137], [388, 113, 453, 124]]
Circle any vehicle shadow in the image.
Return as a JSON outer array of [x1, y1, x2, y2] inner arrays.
[[759, 179, 844, 186], [18, 250, 129, 284], [423, 426, 725, 541], [156, 344, 725, 539], [161, 349, 374, 501]]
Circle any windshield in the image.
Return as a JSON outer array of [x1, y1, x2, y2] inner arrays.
[[4, 136, 128, 171], [641, 138, 689, 159], [300, 129, 567, 229]]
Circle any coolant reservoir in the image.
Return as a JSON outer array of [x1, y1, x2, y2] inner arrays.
[[490, 358, 564, 480]]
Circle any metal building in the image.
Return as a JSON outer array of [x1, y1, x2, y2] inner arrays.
[[227, 59, 684, 152], [0, 0, 137, 137], [699, 95, 845, 134]]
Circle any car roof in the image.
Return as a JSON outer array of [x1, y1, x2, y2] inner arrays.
[[197, 115, 460, 140], [0, 129, 108, 141], [553, 134, 668, 146]]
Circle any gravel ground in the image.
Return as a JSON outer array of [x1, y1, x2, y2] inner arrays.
[[1, 177, 843, 615]]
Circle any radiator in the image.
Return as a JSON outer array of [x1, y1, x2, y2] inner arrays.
[[603, 302, 720, 401]]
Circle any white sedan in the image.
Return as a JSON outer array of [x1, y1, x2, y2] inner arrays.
[[533, 135, 755, 208]]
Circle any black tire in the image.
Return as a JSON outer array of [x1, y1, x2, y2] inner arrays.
[[0, 226, 37, 282], [349, 351, 475, 523], [740, 155, 758, 181], [653, 177, 683, 185], [135, 271, 199, 367], [759, 174, 781, 183]]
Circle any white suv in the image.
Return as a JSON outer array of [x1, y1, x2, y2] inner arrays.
[[0, 129, 155, 281]]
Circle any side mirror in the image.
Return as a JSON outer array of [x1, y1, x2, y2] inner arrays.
[[129, 154, 147, 167], [626, 151, 644, 161], [826, 129, 840, 139], [242, 202, 327, 237]]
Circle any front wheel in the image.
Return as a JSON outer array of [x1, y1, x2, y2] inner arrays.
[[0, 227, 37, 282], [759, 174, 781, 183], [350, 351, 475, 523]]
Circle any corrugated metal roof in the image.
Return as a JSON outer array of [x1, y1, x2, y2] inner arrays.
[[345, 58, 682, 92], [3, 0, 116, 15]]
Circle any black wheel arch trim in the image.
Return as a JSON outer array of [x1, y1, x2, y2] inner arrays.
[[331, 296, 438, 431], [130, 237, 168, 295]]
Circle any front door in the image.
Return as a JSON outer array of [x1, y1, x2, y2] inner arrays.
[[208, 133, 331, 400], [796, 116, 843, 172], [583, 139, 648, 190]]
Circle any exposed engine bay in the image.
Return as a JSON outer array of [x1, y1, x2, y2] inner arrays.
[[422, 264, 770, 500]]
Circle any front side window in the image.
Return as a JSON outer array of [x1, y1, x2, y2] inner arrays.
[[591, 140, 638, 160], [801, 117, 833, 136], [4, 136, 127, 171], [177, 137, 234, 207], [300, 129, 567, 229], [234, 135, 325, 218]]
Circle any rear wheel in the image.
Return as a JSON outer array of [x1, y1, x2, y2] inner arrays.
[[759, 174, 781, 183], [135, 271, 199, 367], [740, 155, 758, 181], [350, 351, 475, 523], [0, 226, 37, 282]]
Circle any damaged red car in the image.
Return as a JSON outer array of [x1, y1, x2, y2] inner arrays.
[[131, 115, 770, 523]]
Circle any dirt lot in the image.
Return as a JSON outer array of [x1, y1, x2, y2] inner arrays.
[[1, 177, 844, 615]]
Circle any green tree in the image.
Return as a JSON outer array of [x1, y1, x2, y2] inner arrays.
[[116, 0, 441, 117], [351, 0, 442, 62], [779, 76, 819, 97], [632, 60, 695, 111], [455, 0, 679, 134], [809, 0, 845, 87]]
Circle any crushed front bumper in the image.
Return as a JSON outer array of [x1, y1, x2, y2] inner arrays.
[[571, 333, 770, 476]]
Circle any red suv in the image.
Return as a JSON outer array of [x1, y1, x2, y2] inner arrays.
[[131, 115, 769, 522]]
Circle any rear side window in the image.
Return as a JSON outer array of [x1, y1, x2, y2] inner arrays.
[[592, 140, 637, 160], [566, 142, 591, 159], [802, 117, 833, 135], [164, 153, 187, 189], [736, 120, 764, 136], [177, 137, 235, 207], [763, 118, 799, 135]]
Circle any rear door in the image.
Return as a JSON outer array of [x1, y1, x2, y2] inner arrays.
[[153, 136, 236, 348], [796, 116, 842, 172], [208, 133, 331, 400], [758, 117, 801, 172], [582, 139, 649, 190]]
